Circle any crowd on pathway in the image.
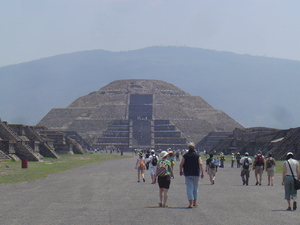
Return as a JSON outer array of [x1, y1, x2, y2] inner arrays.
[[134, 145, 300, 210]]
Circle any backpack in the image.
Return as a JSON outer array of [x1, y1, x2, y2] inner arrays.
[[243, 157, 249, 169], [209, 158, 217, 169], [267, 158, 274, 168], [156, 160, 168, 176], [152, 155, 158, 166], [139, 160, 145, 169], [256, 154, 263, 166]]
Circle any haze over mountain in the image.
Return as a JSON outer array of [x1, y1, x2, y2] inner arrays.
[[0, 46, 299, 129]]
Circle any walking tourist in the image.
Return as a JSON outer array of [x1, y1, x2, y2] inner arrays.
[[240, 152, 252, 186], [231, 153, 235, 168], [149, 150, 159, 183], [145, 150, 150, 170], [265, 153, 276, 186], [168, 151, 175, 170], [282, 152, 299, 210], [205, 153, 218, 185], [236, 152, 241, 168], [219, 152, 225, 168], [152, 151, 174, 207], [179, 142, 204, 208], [176, 151, 180, 162], [253, 150, 265, 185], [135, 152, 146, 182]]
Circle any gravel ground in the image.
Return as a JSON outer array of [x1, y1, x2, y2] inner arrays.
[[0, 153, 298, 225]]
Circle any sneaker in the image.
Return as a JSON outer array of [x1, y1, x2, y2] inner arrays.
[[293, 201, 297, 210], [255, 181, 259, 185], [287, 207, 292, 211]]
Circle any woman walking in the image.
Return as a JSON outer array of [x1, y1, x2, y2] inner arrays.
[[135, 152, 146, 182], [266, 153, 276, 186], [152, 151, 174, 207], [282, 152, 299, 210]]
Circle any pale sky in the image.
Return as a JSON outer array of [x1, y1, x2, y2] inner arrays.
[[1, 0, 300, 67]]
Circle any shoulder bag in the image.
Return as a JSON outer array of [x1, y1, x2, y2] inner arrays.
[[287, 160, 300, 190]]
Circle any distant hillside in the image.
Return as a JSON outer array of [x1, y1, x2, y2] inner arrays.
[[0, 46, 299, 128]]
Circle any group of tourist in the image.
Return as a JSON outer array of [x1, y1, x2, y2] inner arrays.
[[135, 143, 204, 208], [135, 145, 300, 210]]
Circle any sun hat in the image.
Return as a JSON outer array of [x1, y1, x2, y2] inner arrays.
[[160, 151, 169, 159]]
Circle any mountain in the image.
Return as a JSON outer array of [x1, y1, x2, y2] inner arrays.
[[0, 46, 299, 128]]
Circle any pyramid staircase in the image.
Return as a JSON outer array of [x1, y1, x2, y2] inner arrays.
[[95, 119, 187, 151], [0, 122, 42, 161]]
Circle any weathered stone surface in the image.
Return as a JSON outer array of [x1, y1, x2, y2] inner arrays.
[[38, 79, 243, 150]]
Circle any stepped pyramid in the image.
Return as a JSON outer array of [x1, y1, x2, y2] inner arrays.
[[38, 79, 243, 150]]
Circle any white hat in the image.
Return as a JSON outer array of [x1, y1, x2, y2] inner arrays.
[[160, 151, 169, 159]]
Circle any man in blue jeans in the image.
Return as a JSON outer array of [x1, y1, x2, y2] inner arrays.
[[179, 142, 204, 208]]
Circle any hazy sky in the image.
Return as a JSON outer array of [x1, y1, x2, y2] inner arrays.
[[1, 0, 300, 67]]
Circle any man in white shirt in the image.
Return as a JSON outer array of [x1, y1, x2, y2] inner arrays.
[[240, 152, 252, 186]]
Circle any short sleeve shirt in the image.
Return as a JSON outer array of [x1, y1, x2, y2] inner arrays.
[[157, 159, 171, 175], [240, 157, 252, 171], [284, 159, 299, 176]]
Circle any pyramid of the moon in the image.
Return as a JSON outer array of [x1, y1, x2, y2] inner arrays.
[[38, 79, 243, 150]]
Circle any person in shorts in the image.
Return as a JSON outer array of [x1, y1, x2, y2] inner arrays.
[[205, 153, 218, 185], [265, 153, 276, 186], [135, 152, 146, 182], [253, 150, 265, 185], [152, 151, 174, 207]]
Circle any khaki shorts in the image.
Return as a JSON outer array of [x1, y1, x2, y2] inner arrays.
[[207, 168, 216, 176], [267, 168, 275, 176], [254, 166, 264, 175]]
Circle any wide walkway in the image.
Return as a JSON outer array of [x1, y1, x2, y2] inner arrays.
[[0, 154, 299, 225]]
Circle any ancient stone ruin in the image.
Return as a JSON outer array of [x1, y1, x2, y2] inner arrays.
[[208, 127, 300, 160], [0, 121, 86, 161], [38, 79, 243, 151]]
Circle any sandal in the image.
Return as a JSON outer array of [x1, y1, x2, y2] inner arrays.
[[162, 204, 168, 207], [287, 207, 292, 211], [188, 205, 193, 208]]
